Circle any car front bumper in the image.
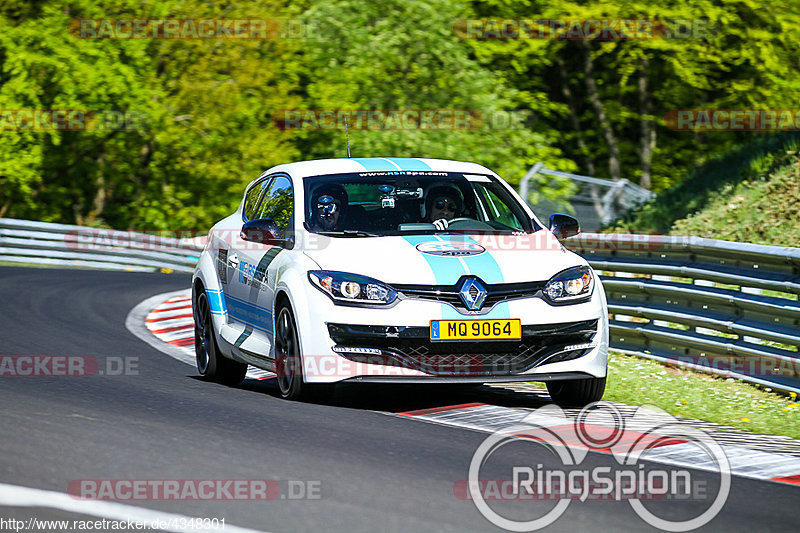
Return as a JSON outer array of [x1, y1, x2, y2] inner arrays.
[[295, 278, 609, 384]]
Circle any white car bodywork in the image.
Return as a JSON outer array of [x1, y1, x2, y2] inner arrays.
[[192, 157, 608, 391]]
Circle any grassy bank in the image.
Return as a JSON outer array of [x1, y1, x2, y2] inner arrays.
[[670, 153, 800, 246], [614, 133, 800, 238]]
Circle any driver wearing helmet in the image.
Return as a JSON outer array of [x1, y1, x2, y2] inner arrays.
[[425, 184, 463, 230], [310, 184, 348, 231]]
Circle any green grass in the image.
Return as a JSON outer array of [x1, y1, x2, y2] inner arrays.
[[529, 351, 800, 438], [607, 352, 800, 438], [613, 133, 800, 236], [670, 153, 800, 246]]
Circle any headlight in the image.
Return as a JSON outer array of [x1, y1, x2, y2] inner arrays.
[[308, 270, 398, 306], [543, 266, 593, 304]]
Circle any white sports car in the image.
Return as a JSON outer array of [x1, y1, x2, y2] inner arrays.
[[192, 157, 608, 405]]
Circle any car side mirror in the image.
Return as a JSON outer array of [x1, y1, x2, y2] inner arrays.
[[548, 214, 580, 240], [241, 218, 285, 246]]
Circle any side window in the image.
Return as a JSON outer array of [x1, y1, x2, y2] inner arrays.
[[477, 185, 524, 230], [243, 178, 271, 221], [256, 176, 293, 235]]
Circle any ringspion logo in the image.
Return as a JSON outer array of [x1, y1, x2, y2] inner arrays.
[[466, 403, 730, 531]]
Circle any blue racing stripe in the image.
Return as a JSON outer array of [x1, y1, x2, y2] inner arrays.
[[461, 237, 504, 284], [352, 158, 400, 171], [462, 236, 511, 318], [384, 158, 431, 170], [205, 289, 227, 316], [401, 235, 466, 285], [402, 235, 466, 319]]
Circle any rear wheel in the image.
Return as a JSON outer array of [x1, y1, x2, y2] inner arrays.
[[546, 376, 606, 407], [194, 290, 247, 386], [274, 305, 333, 401]]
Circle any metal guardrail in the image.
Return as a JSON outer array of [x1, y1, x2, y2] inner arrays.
[[567, 233, 800, 395], [3, 218, 798, 393], [0, 218, 203, 273], [520, 163, 655, 229]]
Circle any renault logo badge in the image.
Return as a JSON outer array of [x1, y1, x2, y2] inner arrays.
[[459, 278, 487, 311]]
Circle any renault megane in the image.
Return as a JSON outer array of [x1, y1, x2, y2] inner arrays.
[[191, 157, 609, 406]]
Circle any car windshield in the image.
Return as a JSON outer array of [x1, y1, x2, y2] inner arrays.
[[303, 171, 536, 236]]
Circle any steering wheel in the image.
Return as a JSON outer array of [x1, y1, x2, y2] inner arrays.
[[446, 217, 495, 231]]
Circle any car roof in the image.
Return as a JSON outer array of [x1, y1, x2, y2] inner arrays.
[[260, 157, 499, 181]]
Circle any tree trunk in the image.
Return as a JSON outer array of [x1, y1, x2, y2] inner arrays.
[[86, 153, 107, 225], [556, 55, 605, 221], [556, 56, 595, 176], [582, 43, 621, 181], [638, 57, 656, 190], [130, 140, 153, 231]]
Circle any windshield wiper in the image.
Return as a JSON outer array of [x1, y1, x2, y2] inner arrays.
[[316, 230, 384, 237]]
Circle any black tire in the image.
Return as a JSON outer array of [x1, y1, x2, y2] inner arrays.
[[546, 376, 606, 407], [194, 291, 247, 386], [274, 305, 333, 401]]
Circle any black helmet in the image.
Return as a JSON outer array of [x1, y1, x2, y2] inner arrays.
[[424, 184, 463, 218], [313, 183, 348, 207]]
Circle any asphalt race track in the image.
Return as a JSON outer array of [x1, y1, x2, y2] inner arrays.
[[0, 266, 797, 532]]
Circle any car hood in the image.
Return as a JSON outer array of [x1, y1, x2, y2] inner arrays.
[[303, 230, 585, 285]]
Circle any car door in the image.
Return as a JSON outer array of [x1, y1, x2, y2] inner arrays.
[[226, 174, 294, 360], [219, 175, 272, 330]]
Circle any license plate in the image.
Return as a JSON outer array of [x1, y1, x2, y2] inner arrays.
[[430, 319, 521, 341]]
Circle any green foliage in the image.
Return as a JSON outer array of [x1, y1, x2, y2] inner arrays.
[[467, 0, 800, 191], [291, 0, 574, 182], [2, 0, 800, 232], [1, 0, 299, 230], [670, 151, 800, 245], [614, 133, 800, 234]]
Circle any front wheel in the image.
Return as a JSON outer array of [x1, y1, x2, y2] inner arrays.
[[274, 305, 332, 401], [194, 291, 247, 386], [274, 306, 307, 400], [546, 376, 606, 407]]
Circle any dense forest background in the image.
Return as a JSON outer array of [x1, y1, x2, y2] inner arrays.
[[1, 0, 798, 230]]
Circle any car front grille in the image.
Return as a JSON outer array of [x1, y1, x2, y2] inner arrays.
[[393, 279, 546, 313], [327, 319, 598, 377]]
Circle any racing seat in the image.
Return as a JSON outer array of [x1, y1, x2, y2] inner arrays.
[[341, 204, 368, 231]]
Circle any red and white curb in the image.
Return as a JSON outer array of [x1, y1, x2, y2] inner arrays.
[[145, 292, 195, 348], [126, 289, 274, 380], [396, 402, 800, 488]]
